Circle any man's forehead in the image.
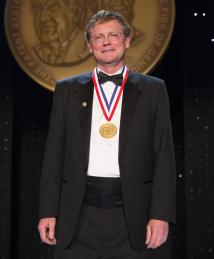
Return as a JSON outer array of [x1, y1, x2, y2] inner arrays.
[[94, 19, 121, 27], [91, 20, 122, 33]]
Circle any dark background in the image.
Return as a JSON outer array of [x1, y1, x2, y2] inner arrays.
[[1, 0, 214, 258]]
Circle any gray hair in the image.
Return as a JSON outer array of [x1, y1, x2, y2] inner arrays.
[[84, 10, 132, 42]]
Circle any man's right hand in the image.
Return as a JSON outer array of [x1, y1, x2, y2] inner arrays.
[[38, 218, 57, 245]]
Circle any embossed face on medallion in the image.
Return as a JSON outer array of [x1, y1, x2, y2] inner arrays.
[[31, 0, 88, 65], [32, 0, 74, 43]]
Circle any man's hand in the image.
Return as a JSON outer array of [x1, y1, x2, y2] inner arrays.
[[38, 218, 57, 245], [145, 219, 169, 249]]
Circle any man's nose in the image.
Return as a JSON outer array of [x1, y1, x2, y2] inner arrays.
[[103, 35, 111, 45], [40, 10, 47, 22], [39, 8, 52, 22]]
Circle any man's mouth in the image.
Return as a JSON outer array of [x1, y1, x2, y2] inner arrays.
[[101, 49, 115, 53]]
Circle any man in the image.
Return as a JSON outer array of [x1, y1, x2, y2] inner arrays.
[[38, 10, 176, 259]]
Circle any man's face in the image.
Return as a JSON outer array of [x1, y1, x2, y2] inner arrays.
[[87, 20, 131, 68], [34, 0, 75, 43]]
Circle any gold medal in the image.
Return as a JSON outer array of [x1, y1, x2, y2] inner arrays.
[[99, 123, 117, 138], [93, 67, 128, 139]]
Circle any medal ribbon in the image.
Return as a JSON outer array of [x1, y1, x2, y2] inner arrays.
[[99, 83, 119, 112], [92, 67, 129, 121]]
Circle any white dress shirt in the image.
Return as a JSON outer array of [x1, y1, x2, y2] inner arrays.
[[87, 67, 126, 178]]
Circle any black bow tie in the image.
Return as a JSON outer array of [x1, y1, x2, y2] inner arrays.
[[98, 71, 123, 85]]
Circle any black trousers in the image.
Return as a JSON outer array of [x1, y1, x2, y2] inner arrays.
[[54, 205, 151, 259]]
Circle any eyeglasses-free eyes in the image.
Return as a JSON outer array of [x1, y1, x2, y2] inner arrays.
[[90, 32, 124, 44]]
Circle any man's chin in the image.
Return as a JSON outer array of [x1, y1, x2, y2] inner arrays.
[[99, 56, 119, 64], [100, 60, 118, 65]]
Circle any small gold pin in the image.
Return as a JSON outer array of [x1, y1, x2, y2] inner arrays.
[[81, 101, 87, 107]]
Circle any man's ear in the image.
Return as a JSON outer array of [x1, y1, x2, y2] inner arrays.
[[125, 37, 131, 49], [87, 42, 93, 53]]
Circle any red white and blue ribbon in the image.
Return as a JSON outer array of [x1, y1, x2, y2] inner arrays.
[[92, 66, 129, 122]]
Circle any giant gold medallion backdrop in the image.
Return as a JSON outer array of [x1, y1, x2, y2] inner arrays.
[[4, 0, 175, 91]]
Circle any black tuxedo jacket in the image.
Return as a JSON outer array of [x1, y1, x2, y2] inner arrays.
[[39, 71, 176, 249]]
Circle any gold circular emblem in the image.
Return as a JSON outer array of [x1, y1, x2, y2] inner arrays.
[[4, 0, 175, 91], [81, 101, 87, 107], [99, 123, 117, 138]]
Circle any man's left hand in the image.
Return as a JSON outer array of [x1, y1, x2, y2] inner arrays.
[[145, 219, 169, 249]]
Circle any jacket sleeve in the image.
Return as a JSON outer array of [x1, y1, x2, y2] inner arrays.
[[149, 80, 176, 223], [39, 82, 65, 219]]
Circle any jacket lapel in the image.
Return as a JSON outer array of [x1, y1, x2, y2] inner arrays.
[[73, 74, 93, 167], [119, 72, 143, 155]]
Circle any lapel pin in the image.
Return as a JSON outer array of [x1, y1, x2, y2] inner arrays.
[[81, 101, 87, 107]]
